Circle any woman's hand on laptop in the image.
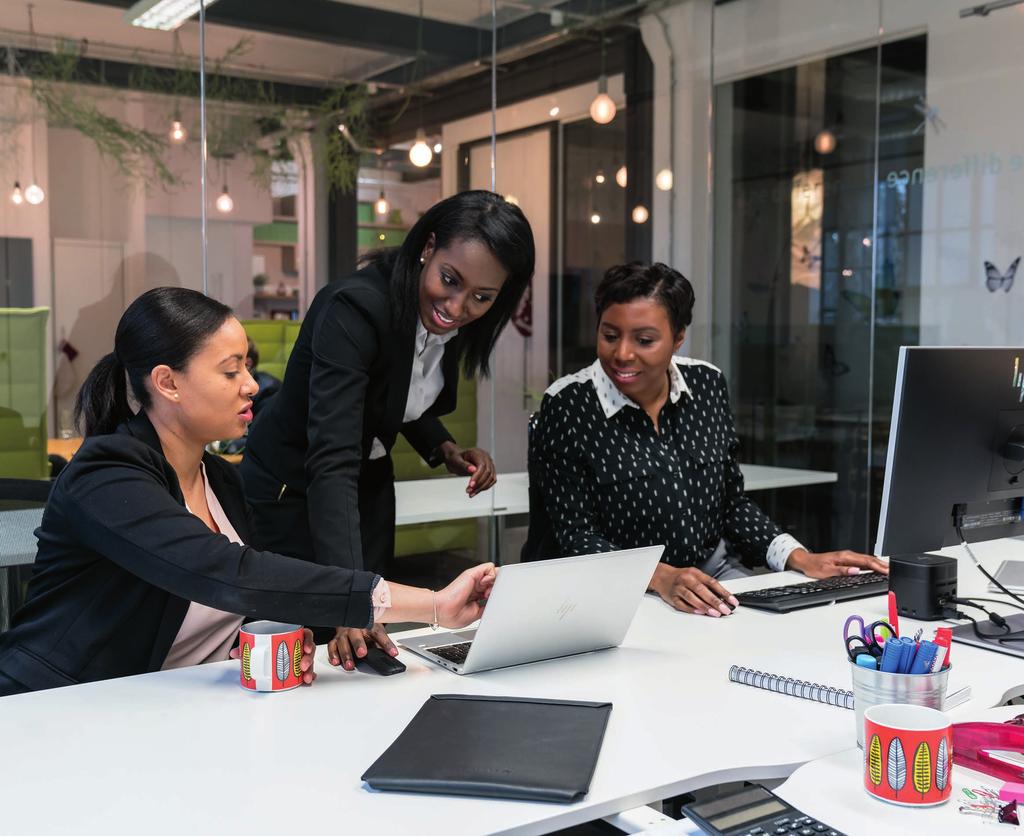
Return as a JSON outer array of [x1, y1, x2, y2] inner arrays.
[[328, 624, 398, 671], [649, 564, 738, 617], [437, 562, 498, 628]]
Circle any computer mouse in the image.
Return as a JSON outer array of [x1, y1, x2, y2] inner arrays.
[[354, 646, 407, 676]]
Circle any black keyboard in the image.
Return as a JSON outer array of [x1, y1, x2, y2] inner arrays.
[[735, 571, 889, 613], [430, 641, 472, 664]]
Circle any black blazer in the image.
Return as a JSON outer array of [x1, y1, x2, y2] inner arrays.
[[0, 412, 377, 694], [243, 261, 460, 572]]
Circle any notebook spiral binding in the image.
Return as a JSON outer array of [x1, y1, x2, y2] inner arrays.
[[728, 665, 855, 710]]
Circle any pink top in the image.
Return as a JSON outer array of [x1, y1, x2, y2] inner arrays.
[[162, 463, 393, 671], [162, 464, 245, 669]]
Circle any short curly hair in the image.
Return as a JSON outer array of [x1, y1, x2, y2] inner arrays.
[[595, 262, 695, 335]]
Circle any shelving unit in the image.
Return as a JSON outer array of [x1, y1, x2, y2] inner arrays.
[[253, 218, 300, 319]]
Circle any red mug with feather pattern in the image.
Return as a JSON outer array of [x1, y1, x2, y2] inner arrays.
[[239, 621, 304, 692], [863, 704, 952, 806]]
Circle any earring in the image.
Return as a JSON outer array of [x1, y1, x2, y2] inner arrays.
[[419, 256, 426, 264], [173, 394, 179, 401]]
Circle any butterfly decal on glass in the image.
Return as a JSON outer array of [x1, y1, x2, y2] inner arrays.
[[986, 257, 1021, 293]]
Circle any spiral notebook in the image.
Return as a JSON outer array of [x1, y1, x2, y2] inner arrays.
[[727, 665, 971, 711]]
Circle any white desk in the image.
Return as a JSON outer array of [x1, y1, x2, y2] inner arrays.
[[775, 706, 1023, 835], [0, 465, 836, 567], [393, 464, 837, 525], [1, 540, 1020, 835]]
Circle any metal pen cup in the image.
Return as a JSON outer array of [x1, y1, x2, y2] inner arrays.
[[850, 662, 950, 748]]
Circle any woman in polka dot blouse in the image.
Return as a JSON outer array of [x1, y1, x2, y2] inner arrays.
[[529, 262, 888, 617]]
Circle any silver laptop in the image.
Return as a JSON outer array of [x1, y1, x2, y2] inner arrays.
[[400, 545, 664, 674]]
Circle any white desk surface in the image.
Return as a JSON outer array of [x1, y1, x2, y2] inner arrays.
[[393, 463, 837, 525], [775, 705, 1023, 836], [0, 539, 1020, 836]]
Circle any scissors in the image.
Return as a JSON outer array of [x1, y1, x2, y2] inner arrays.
[[842, 615, 897, 661]]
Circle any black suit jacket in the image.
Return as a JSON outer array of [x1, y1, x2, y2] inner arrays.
[[242, 261, 461, 572], [0, 412, 377, 695]]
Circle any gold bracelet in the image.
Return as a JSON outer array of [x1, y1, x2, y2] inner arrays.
[[431, 589, 439, 631]]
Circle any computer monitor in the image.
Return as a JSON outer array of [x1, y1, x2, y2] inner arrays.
[[876, 346, 1024, 556]]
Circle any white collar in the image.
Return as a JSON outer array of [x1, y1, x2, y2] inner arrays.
[[587, 358, 690, 419], [415, 317, 459, 355]]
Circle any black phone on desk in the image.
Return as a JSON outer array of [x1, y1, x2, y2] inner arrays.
[[681, 784, 843, 836], [354, 647, 406, 676]]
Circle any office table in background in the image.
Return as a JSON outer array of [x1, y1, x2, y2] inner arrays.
[[0, 538, 1019, 836]]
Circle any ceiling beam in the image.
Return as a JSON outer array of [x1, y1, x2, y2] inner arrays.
[[79, 0, 483, 60]]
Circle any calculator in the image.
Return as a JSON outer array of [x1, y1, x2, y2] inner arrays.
[[680, 784, 844, 836]]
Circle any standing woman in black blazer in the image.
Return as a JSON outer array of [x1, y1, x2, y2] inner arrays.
[[240, 190, 534, 667], [0, 288, 495, 696]]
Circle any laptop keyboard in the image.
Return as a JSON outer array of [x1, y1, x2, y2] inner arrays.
[[430, 641, 472, 664]]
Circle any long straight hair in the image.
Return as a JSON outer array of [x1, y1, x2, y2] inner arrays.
[[74, 288, 233, 437], [369, 190, 535, 378]]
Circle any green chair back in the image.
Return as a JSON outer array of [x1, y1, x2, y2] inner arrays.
[[0, 308, 49, 479]]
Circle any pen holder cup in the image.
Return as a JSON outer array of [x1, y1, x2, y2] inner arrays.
[[851, 662, 949, 748]]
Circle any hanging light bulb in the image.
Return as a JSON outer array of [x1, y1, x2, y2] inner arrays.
[[549, 106, 560, 117], [615, 166, 627, 188], [10, 182, 24, 206], [409, 129, 433, 168], [631, 205, 649, 224], [433, 142, 442, 154], [169, 119, 188, 144], [215, 185, 234, 213], [595, 172, 606, 184], [24, 183, 45, 205], [655, 168, 674, 191], [590, 213, 601, 224], [374, 191, 389, 216], [814, 129, 837, 155], [590, 75, 617, 125]]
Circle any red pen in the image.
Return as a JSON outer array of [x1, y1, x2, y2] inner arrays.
[[888, 591, 900, 637], [933, 626, 953, 671]]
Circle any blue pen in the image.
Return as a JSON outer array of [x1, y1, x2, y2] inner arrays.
[[897, 636, 917, 673], [909, 640, 939, 675], [879, 640, 902, 673]]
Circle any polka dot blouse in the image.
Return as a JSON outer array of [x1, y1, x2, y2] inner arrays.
[[532, 358, 805, 570]]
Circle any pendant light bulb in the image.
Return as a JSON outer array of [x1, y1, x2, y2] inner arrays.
[[374, 191, 389, 216], [409, 129, 433, 168], [655, 168, 674, 192], [24, 183, 45, 205], [615, 166, 627, 188], [631, 205, 650, 224], [215, 186, 234, 214], [10, 182, 24, 205], [589, 76, 616, 125], [814, 129, 837, 155], [169, 119, 188, 144]]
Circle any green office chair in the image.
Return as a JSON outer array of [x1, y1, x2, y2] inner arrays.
[[0, 308, 49, 480]]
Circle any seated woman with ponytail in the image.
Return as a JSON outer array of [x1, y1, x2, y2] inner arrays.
[[0, 288, 495, 696]]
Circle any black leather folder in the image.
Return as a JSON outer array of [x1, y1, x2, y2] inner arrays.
[[361, 694, 613, 803]]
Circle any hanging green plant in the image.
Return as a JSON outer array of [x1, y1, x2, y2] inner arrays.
[[18, 40, 180, 189], [5, 37, 374, 194]]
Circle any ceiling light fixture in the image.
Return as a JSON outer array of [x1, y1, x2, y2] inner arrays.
[[125, 0, 222, 31], [549, 106, 560, 117], [169, 119, 187, 144], [595, 172, 606, 184], [10, 182, 23, 206], [590, 213, 601, 224], [433, 142, 442, 154], [655, 168, 673, 191], [590, 76, 617, 125], [24, 183, 44, 205], [615, 166, 627, 188], [374, 191, 389, 216], [215, 185, 233, 213], [409, 128, 433, 168], [631, 205, 649, 224], [814, 129, 837, 155]]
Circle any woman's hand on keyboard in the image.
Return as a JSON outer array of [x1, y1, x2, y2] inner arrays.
[[787, 549, 889, 579], [649, 564, 739, 617]]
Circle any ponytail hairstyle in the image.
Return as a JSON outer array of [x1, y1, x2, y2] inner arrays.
[[74, 287, 233, 437], [367, 190, 535, 378]]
